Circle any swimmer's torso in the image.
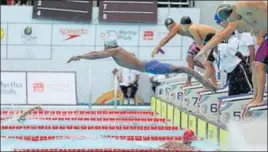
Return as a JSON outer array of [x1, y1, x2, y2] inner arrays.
[[111, 47, 145, 72], [190, 24, 218, 39], [175, 24, 193, 38], [236, 1, 268, 35]]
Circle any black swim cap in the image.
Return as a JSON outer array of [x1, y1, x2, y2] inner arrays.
[[164, 18, 175, 28], [216, 4, 233, 21], [180, 16, 192, 25]]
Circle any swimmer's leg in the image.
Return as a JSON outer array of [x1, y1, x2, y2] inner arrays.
[[248, 61, 266, 107], [170, 65, 217, 93]]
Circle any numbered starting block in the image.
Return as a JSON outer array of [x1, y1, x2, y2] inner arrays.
[[181, 84, 203, 112], [155, 83, 171, 100], [198, 87, 228, 122], [168, 81, 200, 107], [218, 93, 267, 126]]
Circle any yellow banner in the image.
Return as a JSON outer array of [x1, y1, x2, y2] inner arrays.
[[174, 108, 181, 126], [188, 115, 197, 133], [219, 129, 229, 151], [151, 97, 156, 112], [161, 101, 167, 119], [156, 99, 161, 116], [181, 112, 188, 129], [197, 119, 207, 139], [167, 104, 174, 124], [208, 123, 218, 143]]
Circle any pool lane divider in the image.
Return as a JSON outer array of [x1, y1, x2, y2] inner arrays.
[[1, 110, 154, 116], [14, 148, 203, 152], [1, 117, 168, 122], [1, 125, 181, 130], [1, 135, 199, 142]]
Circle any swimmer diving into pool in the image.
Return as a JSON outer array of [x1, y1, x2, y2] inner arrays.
[[67, 37, 216, 93]]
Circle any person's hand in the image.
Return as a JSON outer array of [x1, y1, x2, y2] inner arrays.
[[194, 49, 208, 62], [67, 56, 81, 63], [151, 48, 158, 58], [112, 68, 118, 75]]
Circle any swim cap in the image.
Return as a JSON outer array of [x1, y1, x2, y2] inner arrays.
[[164, 18, 175, 28], [104, 36, 118, 47], [214, 13, 223, 25], [216, 4, 233, 21], [183, 129, 195, 141], [180, 16, 192, 25]]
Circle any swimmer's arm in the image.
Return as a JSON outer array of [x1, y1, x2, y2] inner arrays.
[[248, 45, 255, 66], [79, 49, 118, 60], [201, 21, 239, 52], [154, 26, 178, 51], [189, 28, 204, 49], [238, 1, 267, 12]]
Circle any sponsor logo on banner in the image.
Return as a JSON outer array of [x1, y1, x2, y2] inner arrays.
[[32, 82, 44, 92], [1, 81, 23, 95], [21, 26, 38, 44], [100, 30, 137, 41], [32, 82, 70, 92], [1, 27, 4, 40], [60, 28, 88, 41], [143, 31, 154, 40]]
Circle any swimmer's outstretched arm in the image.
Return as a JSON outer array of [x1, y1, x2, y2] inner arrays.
[[194, 21, 240, 61], [152, 26, 178, 57], [67, 48, 118, 63], [18, 106, 42, 122]]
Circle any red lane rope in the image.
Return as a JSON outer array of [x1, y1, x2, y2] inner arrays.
[[14, 148, 201, 152], [1, 135, 198, 142], [1, 110, 154, 116], [8, 117, 167, 122], [1, 125, 180, 130]]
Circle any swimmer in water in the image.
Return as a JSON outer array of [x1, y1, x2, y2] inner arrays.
[[17, 106, 42, 123], [196, 1, 267, 108], [160, 129, 195, 151], [151, 18, 205, 87], [180, 16, 219, 88], [67, 37, 217, 93]]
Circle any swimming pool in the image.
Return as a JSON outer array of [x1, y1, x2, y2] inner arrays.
[[1, 106, 219, 151]]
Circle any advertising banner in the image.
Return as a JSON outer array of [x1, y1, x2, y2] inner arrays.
[[1, 46, 7, 59], [8, 23, 52, 45], [27, 72, 77, 104], [1, 72, 27, 104], [96, 25, 139, 46], [139, 25, 182, 47], [52, 24, 95, 46], [1, 23, 7, 45], [7, 46, 51, 59]]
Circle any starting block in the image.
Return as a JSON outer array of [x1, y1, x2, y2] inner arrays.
[[218, 93, 267, 126], [198, 87, 228, 122], [181, 84, 204, 112], [168, 81, 200, 107]]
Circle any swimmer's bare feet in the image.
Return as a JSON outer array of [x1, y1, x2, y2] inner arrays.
[[247, 100, 264, 108]]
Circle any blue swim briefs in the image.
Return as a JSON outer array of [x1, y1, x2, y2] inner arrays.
[[144, 60, 171, 75]]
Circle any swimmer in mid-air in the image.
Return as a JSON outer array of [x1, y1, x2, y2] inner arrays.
[[67, 37, 217, 93]]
